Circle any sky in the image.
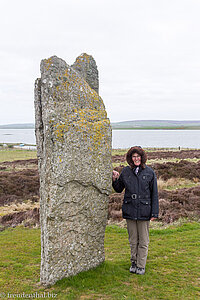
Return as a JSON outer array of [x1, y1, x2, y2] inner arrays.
[[0, 0, 200, 125]]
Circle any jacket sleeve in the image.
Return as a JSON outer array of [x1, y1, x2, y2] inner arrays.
[[150, 172, 159, 218], [112, 173, 125, 193]]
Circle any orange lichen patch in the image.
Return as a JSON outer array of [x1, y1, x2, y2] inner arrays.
[[53, 83, 104, 119], [44, 58, 53, 71], [46, 56, 109, 146], [53, 123, 69, 141], [75, 108, 107, 121], [50, 61, 101, 112], [53, 69, 83, 95], [52, 107, 110, 149], [92, 119, 110, 150], [74, 53, 91, 66]]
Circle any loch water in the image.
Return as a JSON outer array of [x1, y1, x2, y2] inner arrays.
[[0, 129, 200, 149]]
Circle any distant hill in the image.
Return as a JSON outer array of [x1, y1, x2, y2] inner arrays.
[[111, 120, 200, 129], [0, 123, 35, 129], [1, 120, 200, 130]]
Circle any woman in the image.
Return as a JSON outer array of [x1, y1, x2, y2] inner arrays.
[[112, 146, 159, 275]]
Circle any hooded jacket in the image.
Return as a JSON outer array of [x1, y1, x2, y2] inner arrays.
[[112, 147, 159, 220]]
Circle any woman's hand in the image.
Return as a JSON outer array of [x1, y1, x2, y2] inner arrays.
[[112, 170, 120, 181], [150, 217, 157, 221]]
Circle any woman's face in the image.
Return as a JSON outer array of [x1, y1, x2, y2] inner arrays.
[[132, 153, 141, 166]]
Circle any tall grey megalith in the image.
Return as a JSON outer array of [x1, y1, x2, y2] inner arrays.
[[34, 53, 112, 286]]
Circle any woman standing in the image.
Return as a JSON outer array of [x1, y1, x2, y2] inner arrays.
[[112, 146, 159, 275]]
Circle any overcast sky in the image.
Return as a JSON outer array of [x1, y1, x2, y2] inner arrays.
[[1, 0, 200, 125]]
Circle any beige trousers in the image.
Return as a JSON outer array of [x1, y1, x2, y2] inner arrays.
[[126, 219, 150, 269]]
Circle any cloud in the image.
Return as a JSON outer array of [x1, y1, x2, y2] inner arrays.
[[0, 0, 200, 124]]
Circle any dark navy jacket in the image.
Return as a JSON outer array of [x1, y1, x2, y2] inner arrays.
[[112, 165, 159, 220]]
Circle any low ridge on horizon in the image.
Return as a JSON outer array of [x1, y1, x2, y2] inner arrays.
[[1, 120, 200, 129]]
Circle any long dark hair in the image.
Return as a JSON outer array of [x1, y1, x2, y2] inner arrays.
[[126, 146, 147, 169]]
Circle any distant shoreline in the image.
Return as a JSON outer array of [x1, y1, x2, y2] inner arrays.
[[112, 126, 200, 130], [1, 127, 200, 130], [1, 121, 200, 130]]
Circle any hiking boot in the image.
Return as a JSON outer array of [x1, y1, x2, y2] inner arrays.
[[129, 262, 137, 273], [136, 267, 145, 275]]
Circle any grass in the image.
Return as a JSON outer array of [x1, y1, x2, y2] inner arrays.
[[1, 148, 199, 165], [112, 157, 200, 169], [0, 201, 39, 217], [157, 177, 200, 191], [148, 157, 200, 164], [0, 223, 199, 299], [0, 149, 37, 162], [0, 149, 199, 298], [112, 149, 128, 156], [111, 148, 175, 156]]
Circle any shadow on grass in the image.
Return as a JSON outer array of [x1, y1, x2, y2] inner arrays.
[[54, 260, 133, 298]]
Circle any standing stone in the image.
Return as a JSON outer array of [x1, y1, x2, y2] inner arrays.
[[34, 54, 112, 286]]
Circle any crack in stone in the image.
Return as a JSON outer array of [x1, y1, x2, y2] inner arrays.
[[57, 179, 110, 196]]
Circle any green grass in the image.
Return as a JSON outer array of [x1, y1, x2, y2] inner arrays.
[[0, 149, 37, 162], [0, 223, 199, 299], [112, 149, 128, 156]]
